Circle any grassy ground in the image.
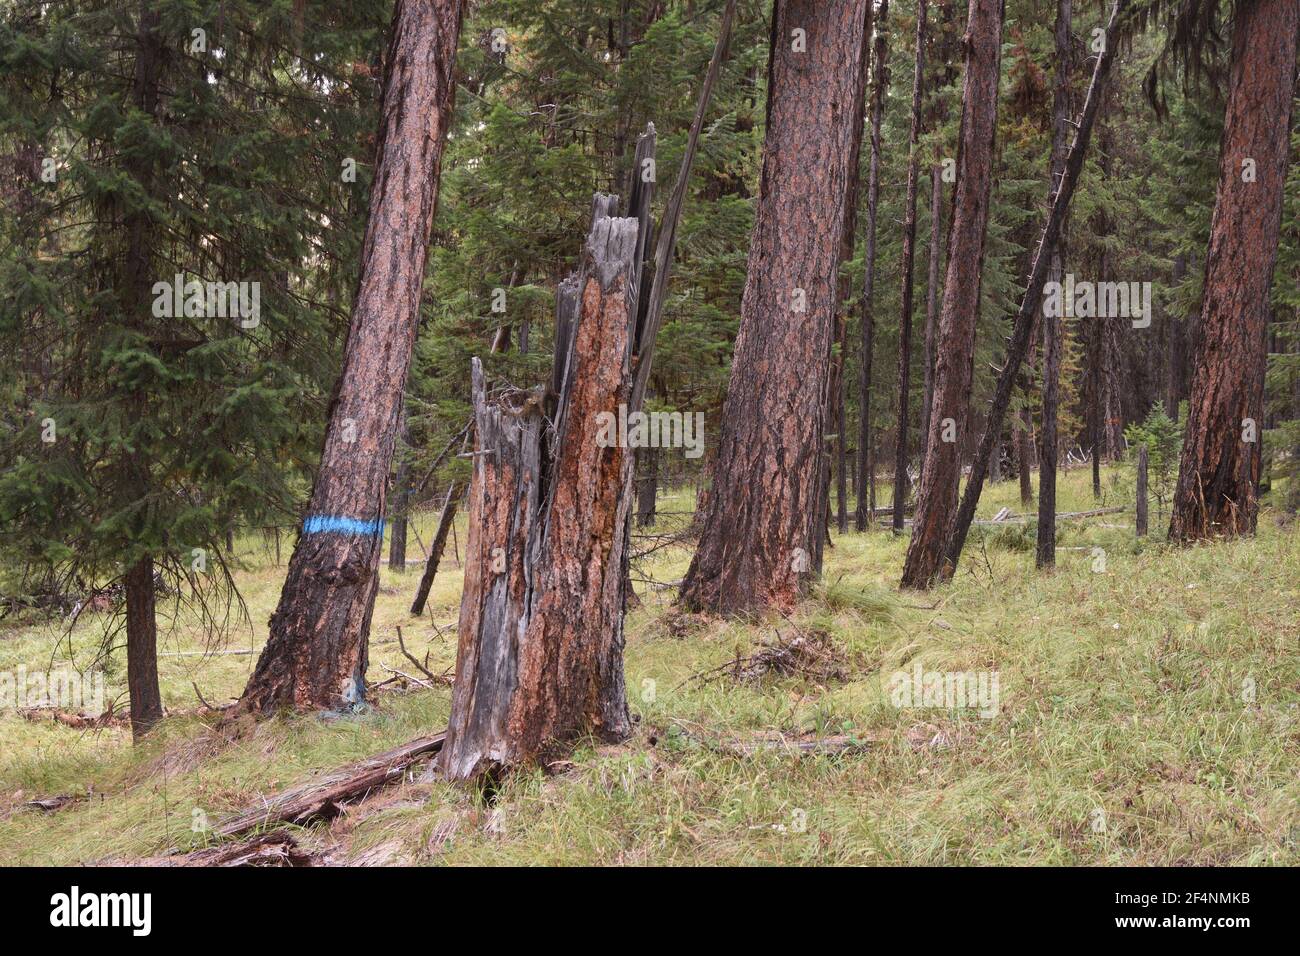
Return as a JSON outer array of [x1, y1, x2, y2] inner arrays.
[[1, 465, 1297, 865]]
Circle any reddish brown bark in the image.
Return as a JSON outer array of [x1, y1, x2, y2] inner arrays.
[[241, 0, 465, 714], [900, 0, 1004, 587], [892, 0, 927, 534], [678, 0, 871, 614], [1168, 0, 1297, 541], [827, 1, 874, 537], [440, 202, 643, 780], [856, 0, 890, 532]]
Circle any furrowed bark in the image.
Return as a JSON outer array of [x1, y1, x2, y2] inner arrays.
[[899, 0, 1005, 588], [241, 0, 465, 714], [939, 0, 1129, 582], [893, 0, 927, 534], [856, 0, 890, 532], [678, 0, 871, 614], [440, 190, 652, 781], [1168, 0, 1297, 542]]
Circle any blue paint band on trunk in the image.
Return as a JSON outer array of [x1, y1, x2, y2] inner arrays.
[[302, 515, 385, 537]]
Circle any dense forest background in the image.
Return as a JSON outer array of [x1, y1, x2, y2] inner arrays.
[[1, 0, 1297, 712]]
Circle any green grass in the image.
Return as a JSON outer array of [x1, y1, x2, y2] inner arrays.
[[1, 465, 1297, 865]]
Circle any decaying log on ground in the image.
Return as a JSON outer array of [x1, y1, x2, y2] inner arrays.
[[142, 832, 316, 867], [209, 732, 446, 840], [441, 159, 663, 780]]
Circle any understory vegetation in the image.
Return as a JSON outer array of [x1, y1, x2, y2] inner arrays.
[[3, 466, 1296, 866]]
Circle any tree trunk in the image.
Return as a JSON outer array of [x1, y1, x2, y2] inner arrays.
[[920, 162, 943, 481], [409, 481, 461, 617], [1036, 0, 1072, 570], [241, 0, 465, 714], [388, 410, 411, 573], [892, 0, 927, 534], [637, 445, 659, 527], [441, 193, 647, 780], [125, 556, 163, 739], [1136, 443, 1149, 536], [899, 0, 1004, 588], [1166, 253, 1188, 418], [1017, 416, 1034, 505], [856, 0, 890, 532], [121, 2, 165, 741], [1169, 0, 1296, 541], [830, 0, 875, 537], [678, 0, 871, 614], [939, 0, 1127, 580]]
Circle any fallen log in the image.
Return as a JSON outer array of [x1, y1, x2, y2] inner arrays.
[[209, 732, 446, 840], [141, 832, 316, 868]]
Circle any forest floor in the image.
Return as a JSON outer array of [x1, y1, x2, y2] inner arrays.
[[1, 464, 1297, 865]]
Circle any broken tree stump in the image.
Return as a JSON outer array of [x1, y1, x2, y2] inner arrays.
[[440, 174, 658, 781]]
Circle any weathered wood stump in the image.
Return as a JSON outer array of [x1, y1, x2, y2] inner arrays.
[[440, 194, 650, 781]]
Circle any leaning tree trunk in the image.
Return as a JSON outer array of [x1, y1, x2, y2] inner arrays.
[[241, 0, 464, 714], [1036, 0, 1072, 570], [899, 0, 1004, 588], [892, 0, 927, 534], [1168, 0, 1297, 541], [678, 0, 871, 614], [409, 481, 461, 617], [855, 0, 890, 532], [940, 0, 1128, 579], [440, 195, 647, 780]]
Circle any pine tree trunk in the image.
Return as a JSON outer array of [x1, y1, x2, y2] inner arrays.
[[678, 0, 871, 614], [241, 0, 465, 714], [1136, 443, 1149, 536], [1169, 0, 1296, 541], [388, 410, 411, 573], [637, 445, 659, 528], [440, 194, 646, 780], [1017, 416, 1034, 505], [831, 1, 875, 537], [409, 482, 460, 617], [856, 0, 889, 532], [121, 2, 165, 741], [893, 0, 927, 535], [1036, 0, 1072, 570], [920, 162, 943, 481], [899, 0, 1004, 588], [937, 0, 1128, 581], [125, 556, 163, 738]]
